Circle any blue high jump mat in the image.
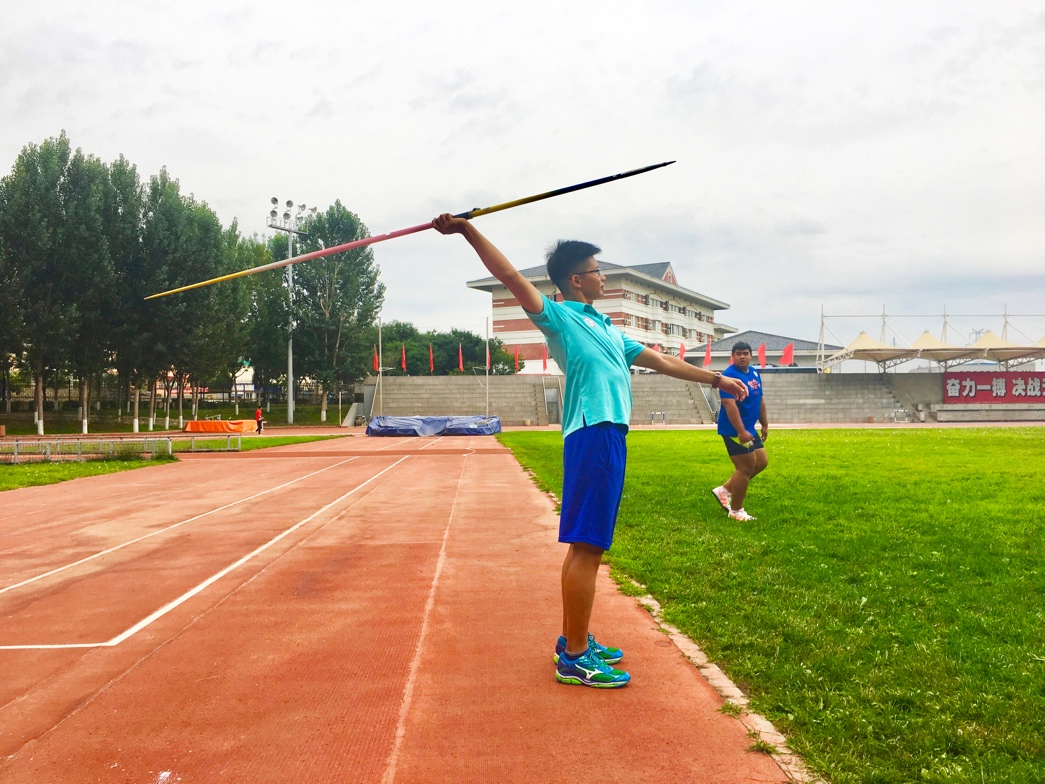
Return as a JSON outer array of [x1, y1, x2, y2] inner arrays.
[[365, 415, 502, 437]]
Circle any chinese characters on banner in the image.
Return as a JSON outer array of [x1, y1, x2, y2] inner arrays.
[[943, 371, 1045, 404]]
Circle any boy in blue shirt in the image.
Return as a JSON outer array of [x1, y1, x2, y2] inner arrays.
[[712, 342, 769, 522], [433, 213, 748, 688]]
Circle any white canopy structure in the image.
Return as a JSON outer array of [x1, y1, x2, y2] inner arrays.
[[816, 309, 1045, 372], [822, 330, 1045, 371], [909, 331, 983, 369], [824, 331, 914, 371], [971, 331, 1045, 367]]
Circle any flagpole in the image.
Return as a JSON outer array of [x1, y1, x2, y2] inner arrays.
[[377, 317, 383, 417], [485, 317, 490, 418], [145, 161, 676, 300]]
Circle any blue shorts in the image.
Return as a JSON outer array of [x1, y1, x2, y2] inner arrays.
[[559, 422, 627, 551], [722, 432, 764, 456]]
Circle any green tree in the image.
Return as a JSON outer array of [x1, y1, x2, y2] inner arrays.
[[0, 231, 24, 414], [107, 156, 151, 426], [217, 226, 267, 409], [64, 150, 118, 433], [172, 201, 241, 420], [0, 132, 87, 434], [130, 168, 224, 428], [292, 201, 385, 422], [378, 323, 515, 376], [244, 241, 289, 407]]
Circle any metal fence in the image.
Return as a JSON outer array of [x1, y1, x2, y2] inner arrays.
[[0, 435, 243, 464]]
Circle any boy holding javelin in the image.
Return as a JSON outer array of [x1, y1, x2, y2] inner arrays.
[[433, 214, 747, 688]]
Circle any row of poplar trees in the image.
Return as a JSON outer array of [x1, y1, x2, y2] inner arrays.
[[0, 133, 518, 435], [0, 132, 388, 433]]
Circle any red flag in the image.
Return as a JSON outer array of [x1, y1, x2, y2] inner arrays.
[[514, 345, 519, 372], [458, 344, 464, 372], [653, 343, 660, 352], [703, 341, 712, 367], [401, 343, 407, 372], [542, 343, 548, 372], [679, 342, 686, 361], [373, 345, 379, 372], [758, 342, 767, 368], [781, 342, 795, 366], [429, 343, 434, 373]]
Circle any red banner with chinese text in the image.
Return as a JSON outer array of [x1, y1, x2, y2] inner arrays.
[[943, 371, 1045, 404]]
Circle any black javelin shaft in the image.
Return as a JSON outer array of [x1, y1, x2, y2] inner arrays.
[[145, 160, 675, 299]]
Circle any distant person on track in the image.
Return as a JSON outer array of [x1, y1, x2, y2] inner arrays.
[[712, 342, 768, 522], [432, 213, 747, 689], [255, 405, 264, 435]]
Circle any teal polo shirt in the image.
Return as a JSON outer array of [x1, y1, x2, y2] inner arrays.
[[527, 296, 645, 438]]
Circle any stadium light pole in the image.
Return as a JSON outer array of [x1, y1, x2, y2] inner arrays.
[[267, 198, 316, 425]]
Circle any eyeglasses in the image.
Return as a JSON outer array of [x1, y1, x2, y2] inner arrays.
[[575, 268, 602, 276]]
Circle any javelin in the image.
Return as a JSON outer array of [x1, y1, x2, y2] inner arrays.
[[145, 160, 675, 300]]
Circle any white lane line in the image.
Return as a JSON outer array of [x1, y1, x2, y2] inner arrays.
[[419, 437, 445, 450], [0, 456, 410, 650], [381, 455, 466, 784], [0, 459, 358, 596]]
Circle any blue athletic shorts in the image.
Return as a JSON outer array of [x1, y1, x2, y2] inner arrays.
[[722, 432, 764, 456], [559, 422, 627, 551]]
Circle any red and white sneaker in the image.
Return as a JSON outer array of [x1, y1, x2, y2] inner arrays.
[[712, 486, 731, 511], [728, 508, 756, 522]]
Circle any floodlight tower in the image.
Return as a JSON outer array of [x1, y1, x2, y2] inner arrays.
[[267, 198, 317, 424]]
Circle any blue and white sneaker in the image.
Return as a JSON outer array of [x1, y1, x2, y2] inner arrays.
[[553, 633, 623, 665], [555, 646, 630, 688]]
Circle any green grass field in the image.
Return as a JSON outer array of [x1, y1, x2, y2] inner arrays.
[[498, 428, 1045, 784], [0, 456, 176, 492]]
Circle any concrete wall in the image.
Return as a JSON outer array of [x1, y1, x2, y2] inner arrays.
[[364, 376, 555, 426], [362, 373, 1043, 426], [629, 374, 714, 425], [881, 373, 944, 419], [759, 373, 906, 424]]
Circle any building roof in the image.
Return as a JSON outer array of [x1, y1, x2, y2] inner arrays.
[[467, 260, 729, 310], [711, 330, 838, 352]]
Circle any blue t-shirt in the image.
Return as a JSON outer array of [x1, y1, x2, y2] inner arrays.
[[716, 364, 763, 436], [527, 296, 645, 438]]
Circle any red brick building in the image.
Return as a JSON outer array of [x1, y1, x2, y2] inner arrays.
[[467, 261, 737, 369]]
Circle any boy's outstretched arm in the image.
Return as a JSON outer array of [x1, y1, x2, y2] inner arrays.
[[432, 213, 545, 315], [632, 348, 748, 399]]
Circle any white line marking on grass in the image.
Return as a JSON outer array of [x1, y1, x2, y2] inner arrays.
[[381, 456, 466, 784], [0, 457, 410, 650], [0, 459, 358, 596]]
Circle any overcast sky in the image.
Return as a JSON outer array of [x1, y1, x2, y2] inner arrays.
[[3, 1, 1043, 348]]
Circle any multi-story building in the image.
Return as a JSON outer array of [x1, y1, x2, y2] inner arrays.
[[467, 261, 737, 369]]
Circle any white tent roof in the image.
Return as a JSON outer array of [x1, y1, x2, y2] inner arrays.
[[909, 331, 982, 363], [972, 331, 1045, 363], [826, 331, 913, 367]]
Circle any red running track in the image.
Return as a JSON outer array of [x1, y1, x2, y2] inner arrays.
[[0, 435, 789, 783]]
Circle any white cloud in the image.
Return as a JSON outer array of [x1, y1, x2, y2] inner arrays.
[[2, 0, 1043, 345]]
